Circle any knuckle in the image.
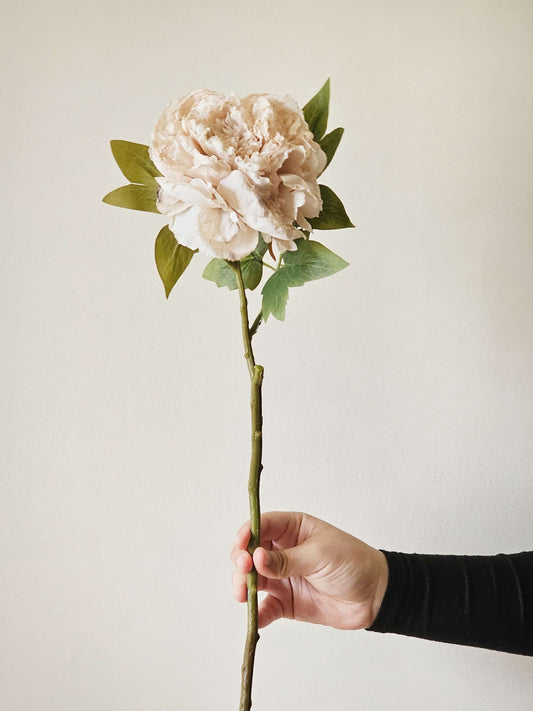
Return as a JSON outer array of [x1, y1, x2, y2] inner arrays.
[[277, 551, 288, 577]]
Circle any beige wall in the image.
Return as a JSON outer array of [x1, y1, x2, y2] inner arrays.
[[2, 1, 533, 709]]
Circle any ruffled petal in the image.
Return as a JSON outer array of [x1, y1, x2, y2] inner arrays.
[[198, 205, 259, 260], [151, 89, 327, 260]]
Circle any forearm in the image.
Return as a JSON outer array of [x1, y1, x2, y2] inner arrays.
[[367, 550, 533, 656]]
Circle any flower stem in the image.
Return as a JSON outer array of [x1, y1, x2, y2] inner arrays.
[[229, 261, 264, 711]]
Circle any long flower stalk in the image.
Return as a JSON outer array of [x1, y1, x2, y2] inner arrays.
[[104, 79, 352, 711], [230, 261, 264, 711]]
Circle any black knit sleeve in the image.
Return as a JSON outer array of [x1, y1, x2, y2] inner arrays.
[[367, 551, 533, 656]]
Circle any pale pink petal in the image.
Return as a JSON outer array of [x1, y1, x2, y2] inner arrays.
[[151, 88, 329, 260], [198, 205, 259, 261]]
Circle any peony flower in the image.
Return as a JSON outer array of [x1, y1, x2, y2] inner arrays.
[[150, 89, 326, 261]]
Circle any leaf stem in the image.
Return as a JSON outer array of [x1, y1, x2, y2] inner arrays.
[[229, 261, 264, 711]]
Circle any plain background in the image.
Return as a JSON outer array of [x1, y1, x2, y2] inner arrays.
[[2, 0, 533, 709]]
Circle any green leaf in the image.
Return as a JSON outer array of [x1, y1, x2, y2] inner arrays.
[[110, 140, 161, 185], [203, 259, 239, 290], [303, 78, 330, 142], [241, 255, 264, 290], [155, 226, 195, 298], [262, 239, 348, 321], [102, 184, 160, 213], [319, 127, 344, 168], [309, 185, 354, 230], [253, 233, 269, 259], [202, 234, 269, 291], [282, 239, 349, 280], [202, 257, 261, 291], [262, 270, 290, 321]]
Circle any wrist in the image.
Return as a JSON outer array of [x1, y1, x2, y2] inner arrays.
[[367, 550, 389, 628]]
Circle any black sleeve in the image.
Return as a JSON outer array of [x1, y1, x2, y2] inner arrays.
[[367, 550, 533, 656]]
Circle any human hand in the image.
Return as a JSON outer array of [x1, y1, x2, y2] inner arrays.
[[231, 511, 389, 630]]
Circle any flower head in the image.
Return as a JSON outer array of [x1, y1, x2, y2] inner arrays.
[[150, 89, 326, 261]]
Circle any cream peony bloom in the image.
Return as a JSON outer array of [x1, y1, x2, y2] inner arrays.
[[150, 90, 326, 261]]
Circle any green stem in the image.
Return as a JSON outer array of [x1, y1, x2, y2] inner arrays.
[[229, 261, 264, 711], [232, 263, 255, 377]]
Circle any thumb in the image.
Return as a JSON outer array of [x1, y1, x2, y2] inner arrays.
[[253, 542, 316, 580]]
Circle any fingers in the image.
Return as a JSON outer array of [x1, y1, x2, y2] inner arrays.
[[232, 568, 248, 603], [253, 540, 317, 580], [232, 566, 287, 627], [258, 594, 284, 628], [231, 520, 295, 628], [230, 514, 291, 574], [231, 524, 252, 566], [259, 511, 304, 548], [231, 512, 311, 612], [232, 512, 305, 557], [232, 567, 286, 603], [231, 547, 253, 573], [231, 542, 253, 603]]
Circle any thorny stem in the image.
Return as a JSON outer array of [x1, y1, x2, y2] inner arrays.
[[229, 261, 264, 711]]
